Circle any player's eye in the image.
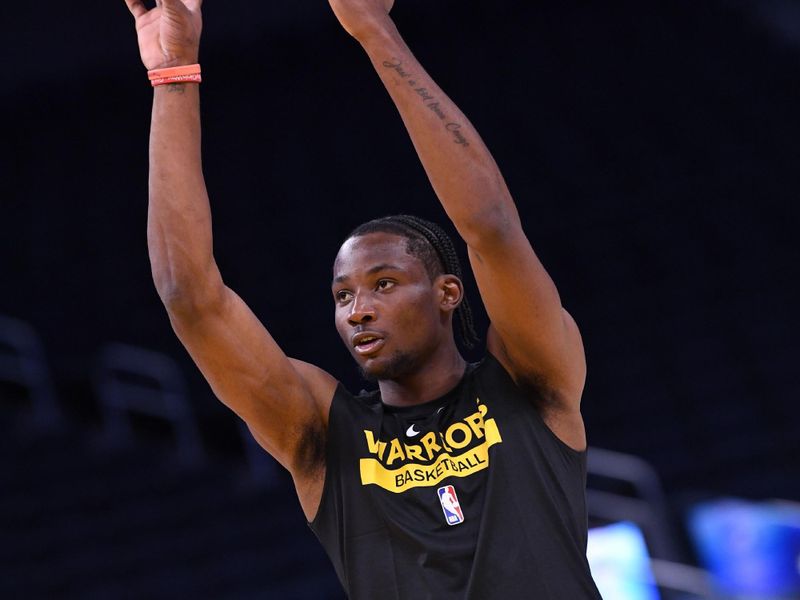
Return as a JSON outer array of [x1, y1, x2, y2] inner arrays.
[[376, 279, 395, 291], [335, 290, 353, 303]]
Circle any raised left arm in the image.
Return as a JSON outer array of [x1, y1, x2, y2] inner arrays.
[[329, 1, 586, 450]]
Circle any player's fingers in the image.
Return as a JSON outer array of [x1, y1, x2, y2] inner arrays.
[[160, 0, 190, 12], [124, 0, 148, 18], [162, 0, 201, 18]]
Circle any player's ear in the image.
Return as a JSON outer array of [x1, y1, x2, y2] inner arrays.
[[437, 274, 463, 313]]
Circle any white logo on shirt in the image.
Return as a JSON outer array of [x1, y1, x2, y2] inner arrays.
[[406, 424, 421, 437]]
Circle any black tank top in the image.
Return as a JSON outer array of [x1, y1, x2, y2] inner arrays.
[[309, 354, 602, 599]]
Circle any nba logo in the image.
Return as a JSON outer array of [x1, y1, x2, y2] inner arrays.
[[437, 485, 464, 526]]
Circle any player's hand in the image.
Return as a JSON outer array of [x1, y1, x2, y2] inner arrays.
[[328, 0, 395, 41], [124, 0, 203, 70]]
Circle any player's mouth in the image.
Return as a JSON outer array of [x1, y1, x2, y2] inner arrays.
[[352, 331, 386, 356]]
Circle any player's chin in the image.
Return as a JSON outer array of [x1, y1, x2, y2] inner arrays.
[[354, 355, 384, 382], [356, 350, 418, 382]]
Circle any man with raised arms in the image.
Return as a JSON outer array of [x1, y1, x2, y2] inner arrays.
[[123, 0, 601, 597]]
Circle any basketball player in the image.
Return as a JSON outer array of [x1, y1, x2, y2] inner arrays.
[[123, 0, 601, 596]]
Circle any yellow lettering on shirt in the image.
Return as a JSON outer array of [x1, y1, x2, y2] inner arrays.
[[359, 398, 503, 493]]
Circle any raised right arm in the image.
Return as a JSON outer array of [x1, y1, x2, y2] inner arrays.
[[124, 0, 336, 516]]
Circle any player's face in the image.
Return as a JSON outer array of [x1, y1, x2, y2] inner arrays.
[[332, 233, 446, 381]]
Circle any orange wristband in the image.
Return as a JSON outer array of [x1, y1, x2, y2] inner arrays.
[[147, 64, 202, 87]]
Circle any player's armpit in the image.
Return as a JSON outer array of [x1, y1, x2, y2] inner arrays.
[[469, 229, 587, 450], [488, 321, 587, 452]]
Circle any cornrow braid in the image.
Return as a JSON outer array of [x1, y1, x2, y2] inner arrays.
[[348, 215, 480, 350]]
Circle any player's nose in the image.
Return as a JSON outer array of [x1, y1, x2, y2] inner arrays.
[[348, 292, 376, 325]]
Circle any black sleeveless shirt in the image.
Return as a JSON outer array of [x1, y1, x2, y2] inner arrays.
[[309, 354, 602, 599]]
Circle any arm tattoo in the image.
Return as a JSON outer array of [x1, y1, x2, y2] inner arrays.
[[381, 58, 470, 147]]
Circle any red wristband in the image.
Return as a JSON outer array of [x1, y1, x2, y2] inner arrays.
[[147, 64, 202, 87]]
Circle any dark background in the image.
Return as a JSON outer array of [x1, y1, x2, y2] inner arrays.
[[2, 0, 799, 596]]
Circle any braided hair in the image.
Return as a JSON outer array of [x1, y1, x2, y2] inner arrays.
[[347, 215, 480, 349]]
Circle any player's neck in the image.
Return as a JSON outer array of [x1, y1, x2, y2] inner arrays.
[[377, 343, 467, 408]]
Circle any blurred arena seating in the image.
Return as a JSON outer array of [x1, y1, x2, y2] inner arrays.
[[93, 342, 204, 466], [0, 314, 61, 432], [0, 320, 343, 599]]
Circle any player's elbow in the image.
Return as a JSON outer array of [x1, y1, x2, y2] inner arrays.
[[153, 267, 225, 319], [156, 283, 197, 315], [459, 203, 522, 251]]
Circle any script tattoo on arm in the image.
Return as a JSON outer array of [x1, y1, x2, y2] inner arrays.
[[382, 58, 470, 148]]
